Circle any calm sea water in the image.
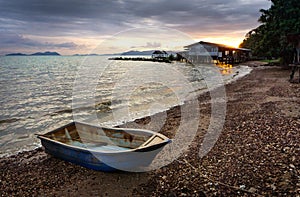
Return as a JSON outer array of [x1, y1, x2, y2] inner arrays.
[[0, 56, 251, 157]]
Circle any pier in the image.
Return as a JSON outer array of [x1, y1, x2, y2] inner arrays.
[[108, 57, 171, 63]]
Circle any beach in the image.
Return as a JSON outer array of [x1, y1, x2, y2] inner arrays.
[[1, 63, 299, 196]]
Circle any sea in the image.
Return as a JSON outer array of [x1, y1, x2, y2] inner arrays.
[[0, 56, 252, 157]]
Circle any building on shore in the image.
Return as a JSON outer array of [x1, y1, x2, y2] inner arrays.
[[152, 50, 168, 59], [177, 41, 251, 64]]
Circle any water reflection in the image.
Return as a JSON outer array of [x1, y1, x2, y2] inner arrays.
[[0, 56, 251, 157], [216, 62, 233, 75]]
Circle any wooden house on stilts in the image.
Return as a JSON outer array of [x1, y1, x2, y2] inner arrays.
[[177, 41, 251, 65]]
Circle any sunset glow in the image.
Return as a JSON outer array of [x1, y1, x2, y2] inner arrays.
[[0, 0, 271, 55]]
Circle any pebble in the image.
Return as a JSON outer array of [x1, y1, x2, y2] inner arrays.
[[2, 67, 300, 196]]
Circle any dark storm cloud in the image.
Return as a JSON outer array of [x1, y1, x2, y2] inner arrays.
[[123, 0, 270, 32], [0, 0, 271, 52], [0, 0, 130, 36], [0, 0, 270, 32]]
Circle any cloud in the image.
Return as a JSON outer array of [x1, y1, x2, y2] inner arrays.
[[0, 0, 271, 35], [0, 31, 43, 48], [0, 0, 271, 54], [145, 42, 161, 48], [0, 31, 83, 54], [131, 42, 161, 49], [0, 0, 130, 36], [51, 42, 80, 49]]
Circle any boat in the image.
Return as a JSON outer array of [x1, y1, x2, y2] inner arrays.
[[37, 121, 171, 172]]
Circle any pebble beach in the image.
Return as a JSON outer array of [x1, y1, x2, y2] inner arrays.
[[1, 63, 299, 196]]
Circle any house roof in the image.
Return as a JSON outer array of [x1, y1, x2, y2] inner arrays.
[[185, 41, 251, 52], [152, 50, 163, 54], [152, 50, 168, 54]]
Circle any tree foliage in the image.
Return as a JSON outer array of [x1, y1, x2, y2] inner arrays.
[[240, 0, 300, 64], [168, 54, 175, 61]]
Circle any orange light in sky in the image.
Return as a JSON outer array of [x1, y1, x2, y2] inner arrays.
[[19, 30, 248, 55], [200, 37, 244, 48], [192, 30, 249, 48]]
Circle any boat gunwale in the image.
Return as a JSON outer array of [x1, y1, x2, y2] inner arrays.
[[37, 121, 171, 154]]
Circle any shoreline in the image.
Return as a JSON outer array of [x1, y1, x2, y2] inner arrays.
[[0, 61, 251, 158], [1, 62, 299, 196]]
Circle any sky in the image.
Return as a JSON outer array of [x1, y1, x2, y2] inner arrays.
[[0, 0, 272, 55]]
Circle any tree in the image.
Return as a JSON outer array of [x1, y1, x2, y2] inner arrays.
[[168, 54, 175, 61], [240, 0, 300, 64]]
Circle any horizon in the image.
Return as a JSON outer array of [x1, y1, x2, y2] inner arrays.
[[1, 43, 250, 56], [0, 0, 271, 56]]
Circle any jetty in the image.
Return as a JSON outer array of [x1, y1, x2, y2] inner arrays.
[[108, 57, 171, 63], [109, 42, 251, 66]]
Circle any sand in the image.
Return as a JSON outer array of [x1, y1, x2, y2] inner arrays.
[[1, 62, 299, 196]]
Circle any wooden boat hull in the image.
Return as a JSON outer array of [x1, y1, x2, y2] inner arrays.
[[38, 122, 171, 172]]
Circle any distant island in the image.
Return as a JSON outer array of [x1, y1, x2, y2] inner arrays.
[[71, 50, 154, 56], [5, 51, 60, 56], [120, 50, 177, 56], [120, 50, 155, 56], [31, 52, 60, 56], [5, 53, 27, 56], [73, 53, 101, 56], [71, 50, 176, 56], [4, 50, 175, 57]]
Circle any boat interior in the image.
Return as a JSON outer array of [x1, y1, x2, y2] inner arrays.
[[41, 122, 167, 151]]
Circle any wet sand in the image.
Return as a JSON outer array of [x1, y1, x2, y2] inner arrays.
[[1, 62, 299, 196]]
